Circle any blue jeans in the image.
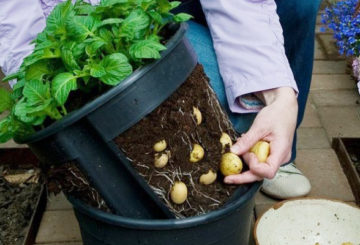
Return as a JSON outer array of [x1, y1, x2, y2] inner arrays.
[[186, 0, 321, 164]]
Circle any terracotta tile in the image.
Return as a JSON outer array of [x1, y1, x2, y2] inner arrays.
[[46, 192, 73, 211], [297, 128, 331, 149], [311, 90, 360, 107], [311, 74, 356, 91], [318, 106, 360, 140], [313, 60, 347, 74], [300, 101, 322, 128], [35, 210, 81, 243], [296, 149, 355, 201]]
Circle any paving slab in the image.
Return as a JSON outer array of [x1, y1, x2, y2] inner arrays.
[[297, 127, 331, 149], [254, 192, 277, 218], [311, 89, 360, 107], [46, 192, 73, 211], [318, 106, 360, 140], [300, 101, 322, 128], [313, 60, 347, 74], [315, 25, 333, 34], [314, 39, 326, 60], [311, 74, 356, 91], [295, 149, 355, 202], [37, 243, 82, 245], [317, 34, 344, 60], [35, 210, 82, 244]]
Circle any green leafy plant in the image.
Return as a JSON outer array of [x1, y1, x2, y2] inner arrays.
[[0, 0, 191, 143]]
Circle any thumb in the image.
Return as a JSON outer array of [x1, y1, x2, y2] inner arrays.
[[231, 125, 265, 155]]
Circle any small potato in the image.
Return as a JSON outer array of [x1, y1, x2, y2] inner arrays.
[[153, 140, 167, 152], [250, 141, 270, 163], [199, 170, 217, 185], [189, 144, 205, 163], [192, 107, 202, 125], [154, 153, 169, 168], [170, 181, 188, 204], [220, 153, 243, 176], [220, 132, 232, 152]]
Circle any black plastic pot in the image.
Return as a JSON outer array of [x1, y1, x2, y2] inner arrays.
[[68, 181, 261, 245], [17, 23, 197, 219]]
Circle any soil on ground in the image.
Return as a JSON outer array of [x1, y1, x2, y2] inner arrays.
[[0, 166, 41, 245], [114, 64, 240, 217]]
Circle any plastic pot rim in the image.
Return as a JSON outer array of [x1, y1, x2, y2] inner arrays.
[[17, 23, 186, 144], [68, 181, 262, 230]]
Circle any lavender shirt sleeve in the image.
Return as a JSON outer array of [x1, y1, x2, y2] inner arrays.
[[199, 0, 299, 113]]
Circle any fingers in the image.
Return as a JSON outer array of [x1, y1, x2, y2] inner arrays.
[[244, 152, 278, 179], [224, 171, 262, 184], [231, 123, 266, 156]]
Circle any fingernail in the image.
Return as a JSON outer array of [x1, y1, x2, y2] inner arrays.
[[230, 145, 240, 154]]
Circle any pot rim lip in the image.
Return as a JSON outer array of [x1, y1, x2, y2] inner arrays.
[[68, 181, 262, 230], [253, 197, 360, 245], [17, 23, 186, 144]]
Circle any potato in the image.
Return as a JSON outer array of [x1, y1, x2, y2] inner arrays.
[[189, 144, 205, 163], [154, 153, 169, 168], [170, 181, 188, 204], [250, 141, 270, 162], [192, 106, 202, 125], [199, 170, 217, 185], [220, 132, 232, 152], [220, 153, 243, 176], [153, 140, 167, 152]]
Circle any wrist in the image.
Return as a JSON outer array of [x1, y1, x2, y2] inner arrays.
[[255, 87, 297, 106]]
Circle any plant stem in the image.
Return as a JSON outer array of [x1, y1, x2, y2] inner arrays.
[[61, 105, 68, 115]]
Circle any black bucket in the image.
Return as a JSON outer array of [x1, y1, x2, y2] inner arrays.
[[17, 23, 197, 219], [68, 181, 261, 245]]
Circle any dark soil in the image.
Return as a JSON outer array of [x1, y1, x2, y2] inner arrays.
[[46, 64, 242, 218], [114, 64, 240, 217], [344, 140, 360, 175], [0, 166, 41, 245]]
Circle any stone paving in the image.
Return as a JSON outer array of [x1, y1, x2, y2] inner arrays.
[[1, 14, 360, 245]]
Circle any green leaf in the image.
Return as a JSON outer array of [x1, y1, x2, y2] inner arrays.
[[85, 38, 107, 57], [14, 98, 46, 125], [173, 13, 192, 22], [120, 8, 150, 39], [61, 46, 80, 71], [2, 71, 23, 82], [129, 39, 166, 59], [51, 73, 77, 106], [25, 60, 51, 81], [46, 0, 74, 34], [99, 53, 133, 85], [148, 10, 162, 23], [23, 80, 51, 106], [11, 79, 25, 100], [100, 0, 129, 7], [66, 15, 99, 41], [0, 117, 14, 143], [90, 64, 106, 78], [98, 18, 124, 28], [156, 0, 171, 13], [170, 1, 181, 9], [0, 88, 12, 113]]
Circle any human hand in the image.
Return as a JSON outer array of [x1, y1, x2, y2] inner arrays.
[[224, 87, 298, 184]]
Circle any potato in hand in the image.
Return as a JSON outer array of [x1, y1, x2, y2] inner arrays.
[[250, 141, 270, 163]]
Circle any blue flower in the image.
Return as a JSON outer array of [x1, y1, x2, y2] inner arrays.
[[321, 0, 360, 57]]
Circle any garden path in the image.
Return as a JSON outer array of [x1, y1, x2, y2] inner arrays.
[[0, 12, 359, 245]]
